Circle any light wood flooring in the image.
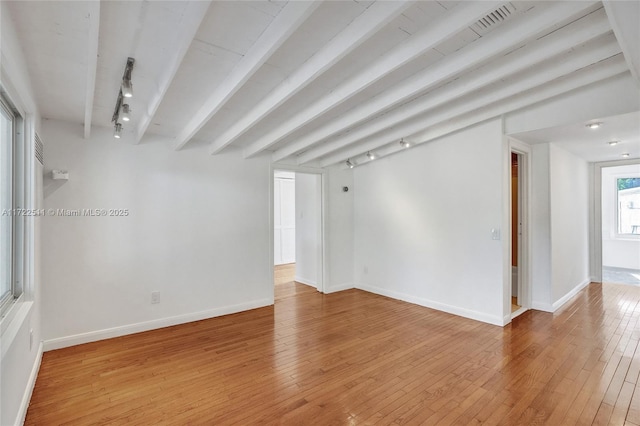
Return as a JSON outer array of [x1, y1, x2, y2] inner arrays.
[[274, 263, 296, 286], [511, 296, 520, 313], [26, 281, 640, 425]]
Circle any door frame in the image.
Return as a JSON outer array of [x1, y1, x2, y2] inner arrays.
[[273, 171, 296, 265], [270, 164, 326, 297], [590, 159, 640, 283], [506, 137, 531, 321]]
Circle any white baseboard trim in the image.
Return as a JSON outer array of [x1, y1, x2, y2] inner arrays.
[[503, 314, 512, 326], [43, 298, 272, 351], [356, 283, 504, 326], [17, 341, 43, 426], [294, 276, 317, 288], [552, 278, 591, 311], [324, 282, 354, 294], [531, 301, 554, 312]]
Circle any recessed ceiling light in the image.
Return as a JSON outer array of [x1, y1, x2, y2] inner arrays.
[[586, 122, 602, 129], [622, 153, 630, 158], [607, 140, 619, 146]]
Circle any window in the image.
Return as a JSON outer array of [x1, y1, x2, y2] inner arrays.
[[617, 177, 640, 236], [0, 93, 21, 315]]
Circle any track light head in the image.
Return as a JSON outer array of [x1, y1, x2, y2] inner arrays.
[[121, 57, 135, 98], [121, 80, 133, 98], [114, 123, 122, 139], [121, 104, 131, 122], [586, 122, 601, 129], [346, 159, 355, 169], [399, 138, 410, 148], [366, 151, 376, 160]]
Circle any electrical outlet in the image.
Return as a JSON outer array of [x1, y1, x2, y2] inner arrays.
[[151, 291, 160, 304]]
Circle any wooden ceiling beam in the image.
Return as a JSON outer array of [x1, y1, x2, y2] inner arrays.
[[319, 51, 626, 167], [207, 0, 413, 155], [298, 9, 611, 164], [241, 0, 504, 158]]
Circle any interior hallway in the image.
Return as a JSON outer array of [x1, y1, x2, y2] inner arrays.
[[25, 281, 640, 425]]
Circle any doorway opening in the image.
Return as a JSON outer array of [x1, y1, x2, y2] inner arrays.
[[511, 152, 521, 313], [600, 163, 640, 286], [273, 170, 323, 301], [509, 142, 530, 320]]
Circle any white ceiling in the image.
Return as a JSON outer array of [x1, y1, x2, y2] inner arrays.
[[5, 0, 640, 167], [511, 111, 640, 162]]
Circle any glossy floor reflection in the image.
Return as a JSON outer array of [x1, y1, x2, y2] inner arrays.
[[603, 266, 640, 286], [26, 282, 640, 425]]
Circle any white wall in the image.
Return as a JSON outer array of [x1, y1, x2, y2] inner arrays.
[[0, 2, 42, 424], [530, 143, 591, 311], [549, 144, 591, 303], [294, 173, 321, 288], [323, 166, 354, 293], [602, 164, 640, 270], [41, 120, 273, 349], [353, 119, 505, 325], [530, 144, 552, 310]]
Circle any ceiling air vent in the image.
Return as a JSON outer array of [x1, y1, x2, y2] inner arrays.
[[35, 133, 44, 166], [470, 3, 517, 36]]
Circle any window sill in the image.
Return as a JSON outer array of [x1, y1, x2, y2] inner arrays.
[[604, 236, 640, 242], [614, 236, 640, 242], [1, 295, 32, 358]]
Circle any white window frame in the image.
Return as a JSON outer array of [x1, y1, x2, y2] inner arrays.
[[0, 91, 24, 317], [615, 175, 640, 240]]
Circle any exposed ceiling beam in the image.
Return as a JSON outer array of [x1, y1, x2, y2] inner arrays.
[[319, 52, 626, 167], [132, 1, 212, 144], [206, 0, 414, 155], [175, 1, 321, 150], [361, 66, 630, 165], [298, 11, 611, 164], [274, 1, 602, 163], [240, 1, 506, 158], [83, 1, 100, 139], [603, 0, 640, 87]]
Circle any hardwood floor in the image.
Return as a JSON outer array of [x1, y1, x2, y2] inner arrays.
[[274, 263, 296, 286], [26, 281, 640, 425], [511, 296, 520, 313]]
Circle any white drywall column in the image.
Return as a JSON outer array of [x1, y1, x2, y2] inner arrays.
[[295, 173, 321, 288]]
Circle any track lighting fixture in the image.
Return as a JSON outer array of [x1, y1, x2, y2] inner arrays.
[[622, 153, 630, 158], [111, 57, 135, 139], [121, 104, 131, 122], [586, 122, 601, 129], [121, 57, 135, 98], [346, 159, 355, 169], [607, 140, 619, 146], [366, 151, 376, 160], [114, 123, 122, 139], [122, 80, 133, 98], [399, 138, 410, 148]]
